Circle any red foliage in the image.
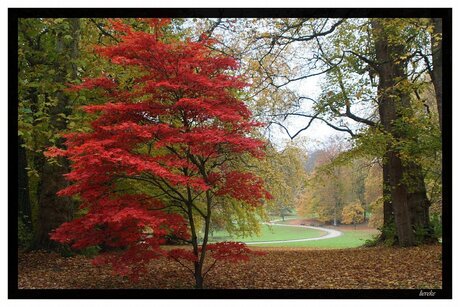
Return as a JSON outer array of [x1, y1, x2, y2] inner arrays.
[[215, 171, 273, 206], [49, 19, 269, 282]]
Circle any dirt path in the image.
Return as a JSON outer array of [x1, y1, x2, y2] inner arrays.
[[243, 219, 343, 245]]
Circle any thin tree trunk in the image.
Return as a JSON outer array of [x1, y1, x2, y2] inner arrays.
[[333, 204, 337, 226], [185, 182, 204, 289]]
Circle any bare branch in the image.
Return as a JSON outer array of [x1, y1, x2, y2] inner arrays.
[[270, 112, 356, 138], [203, 259, 218, 278], [169, 255, 195, 275]]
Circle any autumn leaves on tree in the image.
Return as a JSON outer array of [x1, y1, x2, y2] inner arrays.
[[46, 19, 270, 288]]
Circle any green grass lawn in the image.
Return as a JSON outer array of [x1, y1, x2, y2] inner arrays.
[[253, 229, 378, 248], [208, 224, 326, 243], [207, 215, 379, 249]]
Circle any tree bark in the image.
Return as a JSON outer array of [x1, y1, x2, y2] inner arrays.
[[194, 265, 204, 289], [430, 18, 442, 130]]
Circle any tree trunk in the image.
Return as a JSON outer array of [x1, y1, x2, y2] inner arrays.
[[194, 262, 204, 289], [195, 190, 213, 289], [387, 151, 414, 246], [372, 19, 433, 246], [430, 18, 442, 130], [406, 161, 435, 242], [382, 161, 393, 224], [333, 205, 337, 226], [33, 18, 80, 249], [379, 155, 396, 242]]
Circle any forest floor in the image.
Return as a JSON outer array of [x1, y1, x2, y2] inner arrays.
[[18, 244, 442, 289]]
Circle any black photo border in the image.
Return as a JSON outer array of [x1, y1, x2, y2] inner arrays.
[[8, 7, 453, 299]]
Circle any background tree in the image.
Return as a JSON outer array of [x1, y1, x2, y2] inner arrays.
[[256, 141, 308, 220], [296, 138, 355, 225], [342, 202, 365, 229]]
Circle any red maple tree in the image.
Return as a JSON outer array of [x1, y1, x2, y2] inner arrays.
[[46, 18, 270, 288]]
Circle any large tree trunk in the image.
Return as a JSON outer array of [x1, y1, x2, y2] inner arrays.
[[430, 18, 442, 130], [406, 161, 434, 240], [372, 19, 433, 246], [387, 151, 414, 246], [34, 19, 80, 249]]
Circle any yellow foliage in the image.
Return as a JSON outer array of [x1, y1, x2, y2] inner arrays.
[[341, 202, 365, 225]]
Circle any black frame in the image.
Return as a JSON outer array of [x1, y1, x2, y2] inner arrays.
[[8, 7, 452, 299]]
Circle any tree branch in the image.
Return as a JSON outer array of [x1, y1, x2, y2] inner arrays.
[[335, 69, 377, 127], [199, 18, 223, 41], [270, 112, 356, 138], [270, 18, 345, 44], [203, 259, 218, 278], [345, 50, 380, 72], [89, 18, 120, 43]]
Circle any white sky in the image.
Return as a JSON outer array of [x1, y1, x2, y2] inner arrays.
[[265, 73, 346, 149]]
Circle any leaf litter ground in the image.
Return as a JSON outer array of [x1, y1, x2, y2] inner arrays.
[[18, 245, 441, 289]]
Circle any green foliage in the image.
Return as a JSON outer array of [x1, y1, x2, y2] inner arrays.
[[364, 219, 398, 247], [379, 221, 398, 246], [79, 246, 102, 257], [58, 244, 76, 258]]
